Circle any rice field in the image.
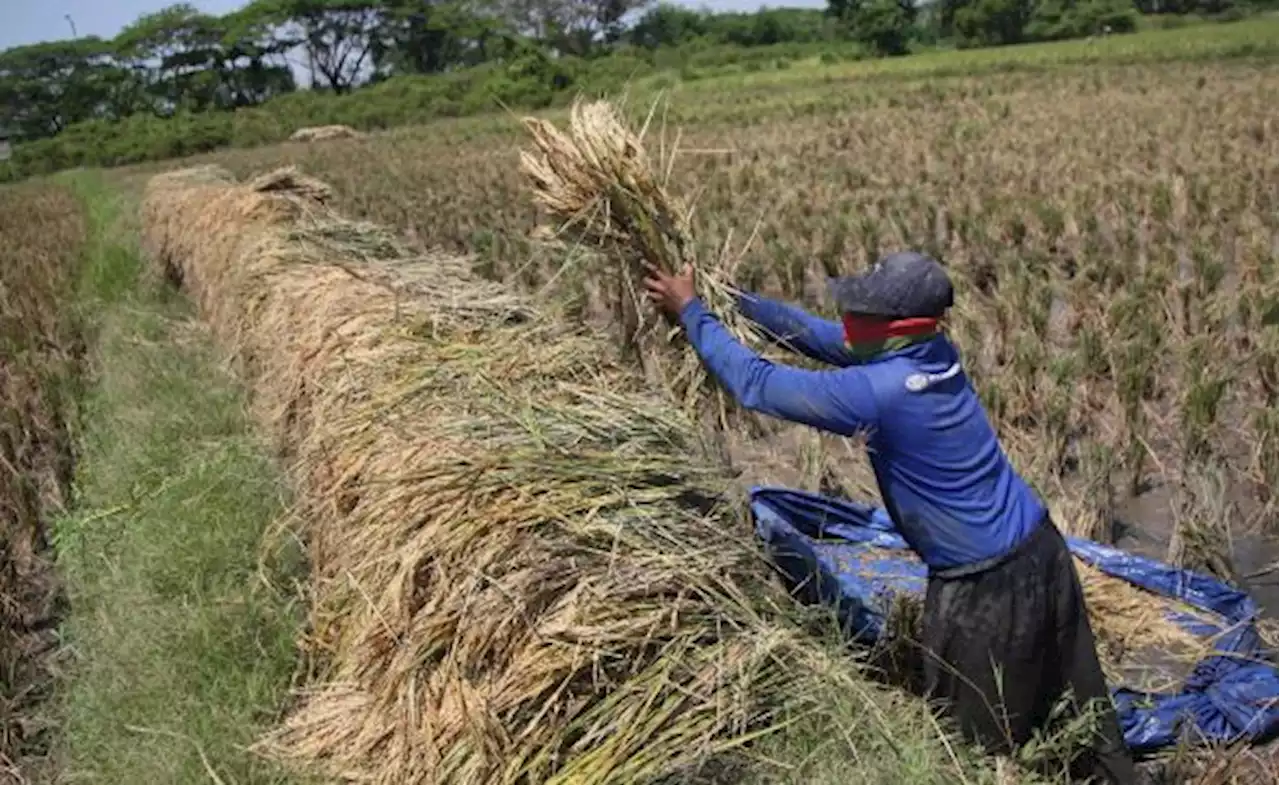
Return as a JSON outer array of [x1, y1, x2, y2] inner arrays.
[[3, 15, 1274, 785], [110, 24, 1276, 777], [189, 51, 1279, 577]]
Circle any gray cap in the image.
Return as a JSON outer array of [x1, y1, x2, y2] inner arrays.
[[827, 251, 954, 319]]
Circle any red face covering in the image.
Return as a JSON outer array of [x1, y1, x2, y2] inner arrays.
[[841, 314, 940, 346]]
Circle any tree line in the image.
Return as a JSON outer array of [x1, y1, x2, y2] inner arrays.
[[0, 0, 1265, 148]]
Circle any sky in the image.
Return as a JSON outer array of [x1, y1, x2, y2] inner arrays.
[[0, 0, 824, 51]]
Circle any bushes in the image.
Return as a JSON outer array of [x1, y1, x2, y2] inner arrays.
[[1028, 0, 1140, 40], [950, 0, 1178, 46], [9, 112, 235, 176]]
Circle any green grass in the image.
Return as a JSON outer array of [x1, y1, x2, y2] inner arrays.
[[50, 172, 306, 784]]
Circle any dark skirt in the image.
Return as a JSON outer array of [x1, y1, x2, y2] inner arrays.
[[922, 518, 1137, 785]]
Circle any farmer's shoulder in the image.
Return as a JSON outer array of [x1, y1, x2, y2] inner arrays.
[[863, 342, 968, 407]]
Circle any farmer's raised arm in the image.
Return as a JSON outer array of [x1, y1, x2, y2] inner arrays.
[[735, 291, 852, 367], [678, 298, 878, 435]]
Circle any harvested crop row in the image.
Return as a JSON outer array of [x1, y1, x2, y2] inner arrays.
[[0, 182, 85, 779], [138, 165, 862, 784]]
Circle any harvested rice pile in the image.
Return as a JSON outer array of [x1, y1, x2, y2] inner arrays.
[[1074, 561, 1224, 688], [139, 165, 856, 784], [520, 99, 757, 428], [289, 124, 365, 142]]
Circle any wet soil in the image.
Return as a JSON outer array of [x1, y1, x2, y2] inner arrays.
[[1117, 484, 1278, 623]]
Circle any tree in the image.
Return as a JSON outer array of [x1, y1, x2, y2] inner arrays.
[[929, 0, 967, 39], [829, 0, 915, 55], [853, 0, 916, 54], [373, 0, 511, 76], [116, 5, 225, 112], [115, 3, 294, 113], [951, 0, 1036, 45], [221, 5, 302, 103], [248, 0, 385, 93], [625, 4, 707, 48], [492, 0, 652, 55], [0, 38, 131, 140]]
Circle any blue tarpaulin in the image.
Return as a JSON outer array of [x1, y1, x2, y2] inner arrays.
[[749, 486, 1279, 753]]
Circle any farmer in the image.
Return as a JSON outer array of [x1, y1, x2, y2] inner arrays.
[[643, 251, 1136, 784]]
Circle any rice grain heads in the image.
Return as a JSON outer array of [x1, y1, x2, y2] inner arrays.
[[520, 99, 756, 429], [139, 165, 841, 784]]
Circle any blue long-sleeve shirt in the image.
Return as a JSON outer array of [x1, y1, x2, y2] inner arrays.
[[679, 293, 1046, 572]]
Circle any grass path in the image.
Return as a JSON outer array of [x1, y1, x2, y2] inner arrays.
[[49, 172, 306, 784]]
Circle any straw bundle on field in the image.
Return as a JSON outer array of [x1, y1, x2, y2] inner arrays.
[[139, 166, 859, 784], [519, 99, 755, 426], [289, 124, 365, 143]]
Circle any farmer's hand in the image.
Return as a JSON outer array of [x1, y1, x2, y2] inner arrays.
[[643, 262, 696, 317]]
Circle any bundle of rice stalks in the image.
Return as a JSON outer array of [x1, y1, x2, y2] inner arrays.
[[249, 165, 333, 203], [139, 165, 857, 784], [518, 98, 756, 428]]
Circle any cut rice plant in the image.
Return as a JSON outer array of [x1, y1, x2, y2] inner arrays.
[[519, 97, 759, 430]]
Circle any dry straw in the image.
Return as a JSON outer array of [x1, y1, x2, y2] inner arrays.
[[138, 159, 1232, 784], [519, 98, 757, 429], [288, 124, 365, 143], [139, 164, 865, 784]]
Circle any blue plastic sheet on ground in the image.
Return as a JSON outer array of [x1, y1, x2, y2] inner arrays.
[[749, 486, 1279, 753]]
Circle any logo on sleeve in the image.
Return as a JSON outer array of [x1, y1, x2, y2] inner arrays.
[[904, 363, 961, 393]]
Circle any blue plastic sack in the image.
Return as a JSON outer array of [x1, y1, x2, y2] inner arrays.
[[749, 486, 1279, 753]]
